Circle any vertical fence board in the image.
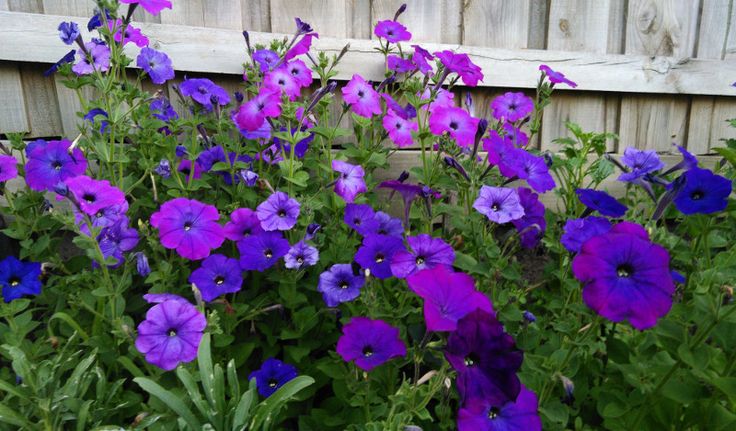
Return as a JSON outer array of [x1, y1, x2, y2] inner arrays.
[[462, 0, 531, 48], [270, 0, 370, 39], [372, 0, 462, 44], [20, 64, 62, 137], [241, 0, 272, 32], [0, 64, 29, 134], [41, 0, 94, 17], [160, 0, 205, 27], [203, 0, 243, 30]]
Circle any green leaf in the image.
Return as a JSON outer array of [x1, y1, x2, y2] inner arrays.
[[714, 147, 736, 168], [250, 376, 315, 430], [175, 367, 209, 419], [133, 377, 203, 430], [711, 377, 736, 400], [0, 378, 30, 401], [232, 380, 257, 429], [49, 312, 90, 341], [198, 333, 216, 408], [0, 402, 32, 427]]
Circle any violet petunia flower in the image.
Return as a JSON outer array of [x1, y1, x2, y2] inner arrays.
[[332, 160, 367, 203], [43, 49, 76, 76], [284, 241, 319, 270], [234, 89, 282, 132], [249, 358, 298, 398], [672, 167, 732, 215], [663, 144, 698, 175], [387, 55, 416, 73], [25, 140, 87, 192], [391, 234, 455, 279], [434, 50, 483, 87], [429, 106, 480, 148], [119, 0, 172, 16], [65, 175, 126, 217], [344, 203, 380, 236], [445, 310, 523, 405], [253, 49, 280, 73], [576, 188, 628, 217], [561, 216, 612, 254], [383, 109, 418, 148], [135, 299, 206, 371], [411, 45, 434, 76], [511, 187, 546, 249], [154, 159, 171, 178], [136, 252, 151, 276], [511, 151, 556, 193], [284, 32, 318, 62], [342, 74, 382, 118], [256, 192, 300, 231], [483, 131, 520, 178], [473, 186, 525, 224], [143, 293, 188, 304], [137, 47, 174, 84], [539, 64, 577, 88], [458, 385, 542, 431], [237, 231, 290, 271], [503, 123, 530, 148], [374, 20, 412, 43], [572, 222, 675, 330], [151, 97, 178, 122], [355, 234, 404, 279], [72, 42, 111, 75], [0, 155, 18, 183], [318, 263, 365, 307], [374, 211, 403, 237], [150, 198, 225, 260], [224, 208, 264, 241], [58, 21, 79, 45], [97, 217, 139, 266], [491, 92, 534, 122], [336, 317, 406, 371], [177, 159, 203, 180], [407, 266, 493, 331], [179, 78, 230, 110], [0, 256, 42, 303], [617, 147, 665, 182], [189, 254, 242, 302]]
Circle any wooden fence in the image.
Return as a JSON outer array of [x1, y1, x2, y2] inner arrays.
[[1, 0, 736, 160]]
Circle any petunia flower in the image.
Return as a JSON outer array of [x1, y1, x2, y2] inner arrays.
[[503, 122, 530, 148], [511, 151, 556, 193], [179, 78, 230, 110], [177, 159, 203, 180], [421, 87, 455, 113], [249, 358, 298, 398], [285, 59, 313, 87], [97, 217, 139, 267], [512, 187, 546, 249], [387, 55, 416, 73], [43, 49, 76, 76], [672, 167, 732, 214], [617, 147, 665, 182], [65, 175, 126, 217], [256, 192, 300, 231], [383, 109, 418, 148], [374, 20, 412, 43], [25, 140, 86, 192], [137, 47, 174, 84], [429, 106, 479, 148], [391, 234, 455, 278], [473, 186, 525, 224], [539, 64, 577, 88], [0, 256, 42, 303], [58, 21, 79, 45], [150, 198, 225, 260], [224, 208, 264, 242], [154, 159, 171, 178], [237, 231, 290, 272], [284, 241, 319, 270], [318, 263, 365, 307], [576, 188, 628, 217], [253, 49, 280, 73], [143, 293, 188, 304], [561, 216, 612, 253], [491, 92, 534, 122], [434, 50, 483, 86], [336, 317, 406, 371], [284, 32, 318, 62], [342, 74, 381, 118], [136, 252, 151, 277], [0, 155, 18, 183], [150, 97, 178, 122], [344, 203, 380, 236], [483, 131, 519, 178], [411, 45, 434, 76], [264, 67, 301, 101], [72, 42, 111, 75], [355, 234, 404, 279], [119, 0, 172, 16], [458, 385, 542, 431], [374, 211, 403, 237], [332, 160, 367, 203], [234, 89, 282, 132], [109, 19, 149, 47], [189, 254, 242, 302]]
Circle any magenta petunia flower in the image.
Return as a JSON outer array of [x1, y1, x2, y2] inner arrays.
[[421, 88, 455, 113], [355, 234, 404, 279], [503, 123, 529, 148], [412, 45, 434, 76], [332, 160, 367, 203], [318, 263, 365, 307], [374, 20, 412, 43], [150, 198, 225, 260], [473, 186, 525, 224], [224, 208, 264, 242], [572, 222, 675, 330], [135, 298, 206, 370], [284, 32, 319, 62], [72, 42, 111, 75], [285, 59, 313, 87], [336, 317, 406, 371], [109, 19, 149, 47], [264, 67, 301, 101], [407, 265, 493, 331], [539, 64, 577, 88], [342, 74, 381, 118], [256, 192, 300, 231], [0, 155, 18, 183], [136, 47, 174, 84], [383, 109, 417, 147], [65, 175, 126, 217], [458, 385, 542, 431], [234, 89, 282, 132], [25, 139, 87, 192], [429, 106, 480, 147], [120, 0, 172, 15], [511, 187, 546, 249], [491, 92, 534, 122], [189, 254, 242, 302], [391, 234, 455, 279], [511, 151, 556, 193], [434, 50, 483, 86], [237, 231, 290, 271], [179, 78, 230, 110]]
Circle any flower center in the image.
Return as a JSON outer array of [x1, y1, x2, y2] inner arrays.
[[508, 103, 517, 111], [488, 407, 500, 419], [375, 253, 385, 263], [296, 257, 304, 264], [691, 190, 703, 200], [183, 222, 192, 232], [214, 276, 225, 285], [52, 161, 63, 170], [362, 345, 374, 357], [168, 329, 177, 337], [264, 248, 273, 259], [82, 193, 96, 203], [353, 218, 361, 226], [464, 353, 479, 367], [357, 90, 365, 98], [449, 121, 458, 130], [491, 203, 500, 211], [415, 256, 425, 265], [339, 280, 349, 289], [277, 209, 286, 217], [268, 378, 278, 388], [9, 277, 20, 287], [616, 263, 634, 278], [197, 86, 208, 94]]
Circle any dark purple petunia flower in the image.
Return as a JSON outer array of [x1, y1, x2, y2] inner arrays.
[[237, 231, 290, 271], [561, 216, 612, 253], [135, 298, 206, 370], [491, 92, 534, 122], [458, 385, 542, 431], [332, 160, 367, 203], [511, 187, 546, 249], [137, 47, 174, 85], [378, 180, 437, 227], [407, 266, 493, 331], [617, 147, 665, 182], [249, 358, 298, 398], [150, 198, 225, 260], [87, 9, 110, 31], [284, 241, 319, 270], [434, 50, 483, 87], [58, 21, 79, 45], [65, 175, 126, 217], [305, 223, 321, 240], [429, 106, 480, 148], [576, 188, 628, 217], [672, 167, 732, 215], [136, 252, 151, 276], [342, 74, 382, 118], [224, 208, 264, 242], [154, 159, 171, 178], [26, 139, 87, 192], [572, 222, 675, 330], [473, 186, 525, 224], [83, 108, 109, 134], [511, 151, 556, 193], [120, 0, 172, 15], [336, 317, 407, 371], [355, 234, 404, 279], [189, 254, 242, 302], [318, 263, 365, 307], [44, 49, 77, 76], [0, 256, 42, 303], [391, 234, 455, 278], [523, 310, 537, 323], [253, 49, 280, 73], [177, 159, 203, 180], [97, 217, 139, 266], [0, 155, 18, 183], [256, 192, 300, 231], [445, 310, 523, 405], [374, 20, 412, 43], [539, 64, 577, 88], [175, 144, 188, 157], [72, 42, 111, 75], [179, 78, 231, 110], [344, 203, 380, 236], [374, 211, 403, 237]]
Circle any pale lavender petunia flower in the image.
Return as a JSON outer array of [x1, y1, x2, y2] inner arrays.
[[332, 160, 367, 203], [256, 192, 300, 231]]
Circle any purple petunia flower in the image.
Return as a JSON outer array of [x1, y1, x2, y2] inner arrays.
[[332, 160, 367, 203], [135, 299, 206, 370], [253, 49, 280, 73], [249, 358, 298, 398], [120, 0, 172, 15], [511, 151, 556, 193], [143, 292, 188, 304], [58, 21, 79, 45], [383, 109, 418, 148], [237, 231, 290, 271], [473, 186, 525, 224], [0, 256, 42, 303], [25, 140, 86, 192], [179, 78, 230, 110], [109, 19, 149, 47], [374, 20, 412, 43], [387, 55, 416, 73], [344, 203, 380, 236], [72, 42, 111, 75], [97, 217, 139, 266], [177, 159, 203, 180], [284, 241, 319, 270], [83, 108, 109, 134], [43, 49, 76, 76], [434, 50, 483, 87], [445, 310, 523, 405], [189, 254, 242, 302], [65, 175, 126, 217], [0, 155, 18, 183], [421, 87, 456, 113], [483, 131, 520, 178], [572, 222, 675, 330], [342, 74, 381, 118], [561, 216, 612, 253], [407, 266, 493, 331], [458, 385, 542, 431], [672, 168, 732, 215], [576, 188, 628, 217], [336, 317, 406, 371], [429, 106, 480, 148], [136, 252, 151, 276], [539, 64, 577, 88], [503, 122, 530, 148], [318, 263, 365, 307], [412, 45, 434, 76], [391, 234, 455, 278], [491, 92, 534, 122], [512, 187, 546, 249], [234, 89, 282, 132], [224, 208, 264, 242], [137, 47, 174, 84], [154, 159, 171, 178], [256, 192, 300, 231], [151, 97, 178, 122], [617, 147, 665, 182], [374, 211, 403, 237], [355, 234, 404, 279], [150, 198, 225, 260]]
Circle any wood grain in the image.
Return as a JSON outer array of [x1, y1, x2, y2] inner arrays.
[[372, 0, 462, 44]]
